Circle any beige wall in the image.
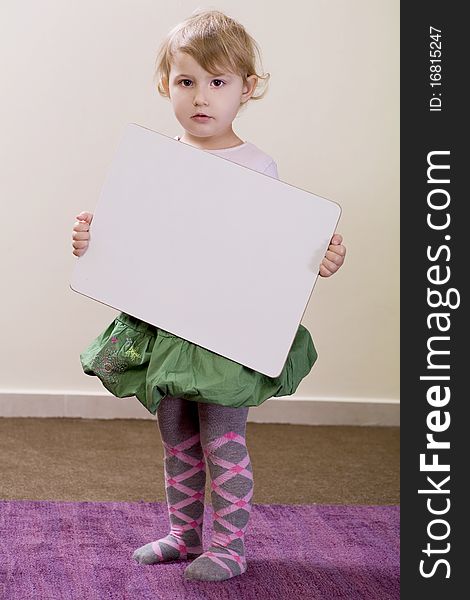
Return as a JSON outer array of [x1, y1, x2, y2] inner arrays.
[[0, 1, 399, 411]]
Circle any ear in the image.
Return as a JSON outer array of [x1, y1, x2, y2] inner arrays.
[[160, 76, 170, 97], [240, 74, 258, 104]]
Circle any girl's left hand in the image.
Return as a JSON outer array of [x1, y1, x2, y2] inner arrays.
[[319, 233, 346, 277]]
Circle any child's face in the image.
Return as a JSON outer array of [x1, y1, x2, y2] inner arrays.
[[166, 52, 256, 146]]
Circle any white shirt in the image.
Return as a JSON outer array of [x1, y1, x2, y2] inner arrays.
[[174, 136, 279, 179]]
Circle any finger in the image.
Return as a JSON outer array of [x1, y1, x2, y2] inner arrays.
[[328, 243, 346, 258], [75, 211, 93, 223], [321, 257, 339, 274], [73, 221, 91, 232], [72, 240, 89, 250], [330, 233, 343, 245], [324, 248, 345, 266], [72, 245, 85, 256], [72, 231, 90, 241], [75, 210, 92, 219], [319, 263, 334, 277]]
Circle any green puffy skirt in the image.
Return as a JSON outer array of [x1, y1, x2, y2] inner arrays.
[[80, 312, 317, 415]]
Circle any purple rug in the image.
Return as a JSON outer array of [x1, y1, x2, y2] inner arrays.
[[0, 500, 399, 599]]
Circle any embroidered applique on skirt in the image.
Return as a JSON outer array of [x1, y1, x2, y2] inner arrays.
[[80, 312, 318, 415]]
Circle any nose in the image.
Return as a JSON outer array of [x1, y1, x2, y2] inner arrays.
[[193, 86, 209, 107]]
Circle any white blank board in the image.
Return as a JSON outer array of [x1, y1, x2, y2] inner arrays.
[[70, 123, 341, 377]]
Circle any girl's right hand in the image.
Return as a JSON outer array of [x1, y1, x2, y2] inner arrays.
[[72, 211, 94, 256]]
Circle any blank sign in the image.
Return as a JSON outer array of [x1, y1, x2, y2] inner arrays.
[[70, 124, 341, 377]]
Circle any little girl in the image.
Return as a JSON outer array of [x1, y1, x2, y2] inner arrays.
[[72, 9, 345, 582]]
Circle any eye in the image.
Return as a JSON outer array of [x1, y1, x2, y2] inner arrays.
[[212, 79, 225, 87], [179, 79, 192, 87]]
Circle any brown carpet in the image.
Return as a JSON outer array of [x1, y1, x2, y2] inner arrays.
[[0, 418, 399, 504]]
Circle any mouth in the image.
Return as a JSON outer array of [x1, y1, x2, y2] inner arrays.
[[191, 113, 212, 118]]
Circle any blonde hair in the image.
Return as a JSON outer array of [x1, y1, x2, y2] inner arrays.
[[154, 9, 270, 105]]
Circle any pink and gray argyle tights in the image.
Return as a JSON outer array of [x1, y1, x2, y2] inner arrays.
[[133, 396, 253, 581]]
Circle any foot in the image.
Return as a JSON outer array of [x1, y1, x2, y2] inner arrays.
[[133, 533, 202, 564], [184, 545, 247, 581]]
